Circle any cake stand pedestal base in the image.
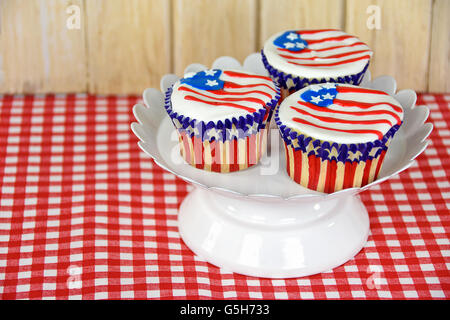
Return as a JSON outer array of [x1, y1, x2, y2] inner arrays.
[[178, 187, 369, 278]]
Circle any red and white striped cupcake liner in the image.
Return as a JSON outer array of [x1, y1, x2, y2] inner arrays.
[[283, 141, 389, 193], [178, 128, 268, 173]]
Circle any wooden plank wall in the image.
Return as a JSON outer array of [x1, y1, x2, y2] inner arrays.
[[0, 0, 87, 93], [0, 0, 448, 94], [173, 0, 258, 75], [346, 0, 433, 92]]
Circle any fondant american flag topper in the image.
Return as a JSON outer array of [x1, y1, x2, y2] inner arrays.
[[176, 69, 278, 115], [272, 29, 372, 68], [291, 83, 403, 142]]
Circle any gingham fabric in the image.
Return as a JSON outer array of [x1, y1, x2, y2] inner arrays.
[[0, 93, 448, 300]]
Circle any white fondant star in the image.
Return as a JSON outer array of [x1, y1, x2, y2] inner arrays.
[[283, 42, 295, 49], [206, 79, 218, 87], [295, 42, 306, 49], [286, 32, 298, 41], [322, 93, 335, 100], [310, 95, 323, 104], [309, 85, 322, 92], [321, 83, 337, 89], [204, 69, 217, 76]]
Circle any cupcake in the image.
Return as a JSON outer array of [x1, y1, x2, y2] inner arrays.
[[165, 69, 280, 172], [276, 82, 403, 193], [262, 29, 372, 100]]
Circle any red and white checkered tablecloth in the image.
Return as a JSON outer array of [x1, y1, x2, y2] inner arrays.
[[0, 93, 448, 300]]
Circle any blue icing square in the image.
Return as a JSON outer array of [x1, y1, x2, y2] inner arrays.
[[300, 83, 338, 107], [273, 31, 308, 52], [180, 69, 224, 91]]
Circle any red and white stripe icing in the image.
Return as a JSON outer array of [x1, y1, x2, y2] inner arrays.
[[263, 29, 373, 79], [278, 83, 404, 144], [171, 69, 278, 123]]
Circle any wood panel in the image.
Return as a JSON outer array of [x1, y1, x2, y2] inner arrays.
[[259, 0, 345, 48], [173, 0, 257, 75], [85, 0, 171, 94], [428, 0, 449, 92], [0, 0, 447, 94], [346, 0, 433, 91], [0, 0, 87, 93]]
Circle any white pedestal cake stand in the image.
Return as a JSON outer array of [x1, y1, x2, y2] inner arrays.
[[131, 53, 432, 278]]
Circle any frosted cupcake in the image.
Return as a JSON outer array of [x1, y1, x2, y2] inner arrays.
[[165, 69, 280, 172], [276, 82, 403, 193], [262, 29, 372, 100]]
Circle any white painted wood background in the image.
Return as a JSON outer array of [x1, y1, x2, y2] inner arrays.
[[0, 0, 448, 94]]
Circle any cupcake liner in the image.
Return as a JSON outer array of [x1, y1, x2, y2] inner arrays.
[[275, 105, 402, 192], [283, 142, 390, 193], [178, 129, 266, 172], [261, 50, 370, 98], [164, 85, 280, 172], [164, 86, 280, 142]]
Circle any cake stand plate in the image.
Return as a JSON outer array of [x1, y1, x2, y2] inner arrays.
[[131, 53, 432, 278]]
